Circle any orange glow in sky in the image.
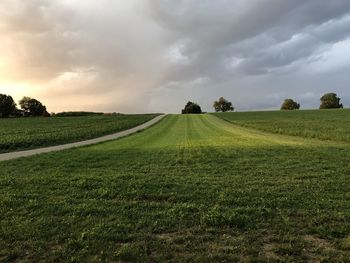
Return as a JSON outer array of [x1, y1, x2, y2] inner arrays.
[[1, 1, 350, 113]]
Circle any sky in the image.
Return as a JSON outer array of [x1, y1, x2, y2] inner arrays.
[[0, 0, 350, 113]]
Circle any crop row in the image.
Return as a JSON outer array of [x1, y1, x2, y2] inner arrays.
[[0, 114, 158, 153]]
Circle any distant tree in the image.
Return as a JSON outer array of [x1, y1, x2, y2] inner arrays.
[[19, 96, 48, 116], [18, 96, 32, 113], [280, 99, 300, 110], [0, 94, 16, 118], [182, 101, 202, 114], [213, 97, 234, 112], [320, 93, 343, 109]]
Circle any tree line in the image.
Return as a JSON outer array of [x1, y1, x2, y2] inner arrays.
[[0, 92, 345, 118], [182, 93, 344, 114], [0, 94, 49, 118]]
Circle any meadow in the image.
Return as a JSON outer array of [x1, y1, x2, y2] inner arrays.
[[0, 114, 158, 153], [214, 109, 350, 142], [0, 114, 349, 262]]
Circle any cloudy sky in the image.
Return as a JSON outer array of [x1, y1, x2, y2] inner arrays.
[[1, 0, 350, 113]]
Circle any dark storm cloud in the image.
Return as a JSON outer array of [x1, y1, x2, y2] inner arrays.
[[148, 0, 350, 111], [150, 0, 350, 75], [0, 0, 350, 112]]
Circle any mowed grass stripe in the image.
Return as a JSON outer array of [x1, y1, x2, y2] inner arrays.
[[0, 114, 350, 262]]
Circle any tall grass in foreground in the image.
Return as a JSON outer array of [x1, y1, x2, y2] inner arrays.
[[0, 115, 349, 262]]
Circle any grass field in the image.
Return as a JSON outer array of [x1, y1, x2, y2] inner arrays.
[[1, 114, 350, 262], [213, 109, 350, 142], [0, 114, 158, 153]]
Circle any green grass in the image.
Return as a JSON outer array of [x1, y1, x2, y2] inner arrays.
[[0, 114, 350, 262], [0, 114, 158, 153], [213, 109, 350, 142]]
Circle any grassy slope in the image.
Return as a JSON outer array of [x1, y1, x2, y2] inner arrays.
[[0, 114, 350, 262], [0, 114, 158, 153], [213, 109, 350, 142]]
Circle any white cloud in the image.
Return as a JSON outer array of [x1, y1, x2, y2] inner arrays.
[[1, 0, 350, 112]]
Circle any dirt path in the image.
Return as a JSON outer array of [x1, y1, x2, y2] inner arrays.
[[0, 114, 165, 162]]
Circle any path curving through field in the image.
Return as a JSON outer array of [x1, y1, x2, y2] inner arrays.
[[1, 114, 350, 262], [0, 114, 165, 162]]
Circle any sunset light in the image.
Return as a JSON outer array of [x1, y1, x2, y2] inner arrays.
[[1, 1, 350, 262], [1, 1, 349, 113]]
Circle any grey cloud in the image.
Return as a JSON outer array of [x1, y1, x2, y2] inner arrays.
[[0, 1, 350, 113]]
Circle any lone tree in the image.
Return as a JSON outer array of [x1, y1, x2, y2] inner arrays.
[[213, 97, 234, 112], [280, 99, 300, 110], [182, 101, 202, 114], [0, 94, 16, 118], [19, 96, 49, 116], [320, 93, 343, 109]]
